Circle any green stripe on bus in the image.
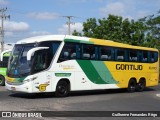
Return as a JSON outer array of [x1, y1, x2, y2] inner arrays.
[[77, 60, 106, 84], [77, 60, 118, 84], [15, 77, 26, 82], [91, 61, 117, 84], [64, 39, 94, 44], [55, 73, 71, 77]]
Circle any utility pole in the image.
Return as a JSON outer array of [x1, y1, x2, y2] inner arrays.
[[0, 8, 10, 52], [63, 16, 74, 35]]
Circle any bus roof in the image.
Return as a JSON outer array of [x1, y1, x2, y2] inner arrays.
[[16, 35, 89, 44], [16, 35, 158, 52], [89, 38, 158, 51], [16, 35, 66, 44]]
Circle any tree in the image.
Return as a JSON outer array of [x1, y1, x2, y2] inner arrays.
[[138, 11, 160, 49], [81, 15, 126, 42], [72, 12, 160, 49], [72, 30, 82, 36], [83, 18, 97, 38]]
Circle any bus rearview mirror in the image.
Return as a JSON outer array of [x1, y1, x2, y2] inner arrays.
[[27, 47, 49, 61]]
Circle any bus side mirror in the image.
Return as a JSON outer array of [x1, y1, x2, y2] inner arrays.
[[0, 49, 12, 61], [27, 47, 49, 61]]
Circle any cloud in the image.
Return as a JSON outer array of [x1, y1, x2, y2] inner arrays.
[[29, 31, 51, 36], [28, 12, 59, 20], [5, 31, 13, 36], [4, 21, 29, 32], [136, 11, 151, 19], [99, 2, 125, 16], [99, 0, 159, 20], [58, 22, 83, 34], [0, 0, 9, 5]]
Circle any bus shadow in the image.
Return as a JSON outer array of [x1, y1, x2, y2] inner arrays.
[[9, 92, 56, 99], [9, 87, 156, 99], [69, 87, 156, 97]]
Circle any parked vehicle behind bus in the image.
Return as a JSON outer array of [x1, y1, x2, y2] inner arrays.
[[0, 49, 11, 86]]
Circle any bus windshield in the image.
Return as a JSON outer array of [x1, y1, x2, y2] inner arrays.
[[7, 44, 35, 77], [7, 41, 61, 78]]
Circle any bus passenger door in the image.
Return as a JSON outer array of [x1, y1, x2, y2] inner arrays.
[[31, 50, 52, 92]]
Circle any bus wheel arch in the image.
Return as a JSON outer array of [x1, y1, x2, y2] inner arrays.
[[0, 75, 5, 86], [127, 78, 137, 92], [136, 78, 146, 92], [55, 79, 70, 97]]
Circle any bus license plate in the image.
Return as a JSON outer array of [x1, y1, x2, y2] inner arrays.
[[11, 87, 16, 91]]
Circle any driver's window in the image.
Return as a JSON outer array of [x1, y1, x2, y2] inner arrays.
[[32, 50, 49, 73]]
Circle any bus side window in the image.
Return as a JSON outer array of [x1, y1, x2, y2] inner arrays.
[[82, 44, 95, 60], [149, 52, 154, 63], [148, 51, 159, 63], [116, 48, 125, 61], [154, 52, 158, 62], [129, 50, 138, 62], [142, 51, 148, 62], [58, 43, 77, 62], [138, 51, 142, 62], [99, 47, 112, 61]]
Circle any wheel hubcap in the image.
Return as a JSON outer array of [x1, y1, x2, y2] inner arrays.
[[139, 82, 144, 89], [58, 86, 66, 94]]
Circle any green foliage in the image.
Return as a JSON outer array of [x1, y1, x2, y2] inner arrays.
[[72, 30, 82, 36], [72, 11, 160, 50], [139, 12, 160, 49]]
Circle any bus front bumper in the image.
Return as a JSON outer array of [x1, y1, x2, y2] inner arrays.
[[5, 82, 32, 93]]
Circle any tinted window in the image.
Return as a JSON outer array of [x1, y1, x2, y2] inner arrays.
[[154, 52, 158, 62], [116, 48, 125, 61], [99, 47, 112, 61], [142, 51, 148, 62], [129, 50, 138, 62], [82, 44, 95, 60], [58, 43, 79, 62], [57, 42, 158, 63], [149, 51, 158, 63], [32, 41, 61, 74], [32, 50, 49, 73]]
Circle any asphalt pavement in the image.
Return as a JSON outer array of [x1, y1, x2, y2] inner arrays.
[[0, 85, 160, 120]]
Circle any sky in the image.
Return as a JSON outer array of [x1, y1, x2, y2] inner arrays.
[[0, 0, 160, 43]]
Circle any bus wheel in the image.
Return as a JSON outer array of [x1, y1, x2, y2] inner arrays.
[[127, 79, 136, 92], [0, 75, 5, 86], [55, 81, 69, 97], [136, 79, 146, 92]]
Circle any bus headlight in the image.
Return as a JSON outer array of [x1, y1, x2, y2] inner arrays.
[[23, 76, 37, 83]]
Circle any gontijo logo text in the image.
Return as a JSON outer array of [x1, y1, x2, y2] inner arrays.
[[116, 64, 143, 70]]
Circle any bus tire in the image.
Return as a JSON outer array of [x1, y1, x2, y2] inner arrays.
[[136, 79, 146, 92], [127, 79, 136, 92], [0, 75, 5, 86], [55, 81, 69, 97]]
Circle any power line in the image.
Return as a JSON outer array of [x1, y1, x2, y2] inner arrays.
[[0, 7, 10, 52]]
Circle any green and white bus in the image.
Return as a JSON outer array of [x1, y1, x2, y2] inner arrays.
[[5, 35, 159, 97], [0, 49, 11, 86]]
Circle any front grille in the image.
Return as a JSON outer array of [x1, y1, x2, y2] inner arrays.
[[6, 81, 23, 85]]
